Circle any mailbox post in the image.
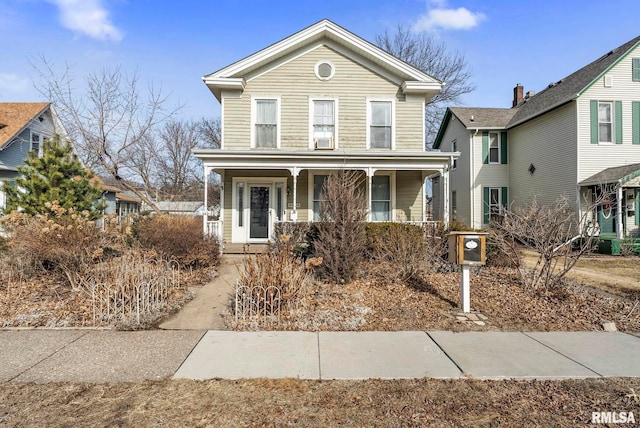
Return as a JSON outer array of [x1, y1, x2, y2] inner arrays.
[[448, 232, 488, 313]]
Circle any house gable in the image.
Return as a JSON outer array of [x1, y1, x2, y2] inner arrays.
[[204, 19, 442, 103]]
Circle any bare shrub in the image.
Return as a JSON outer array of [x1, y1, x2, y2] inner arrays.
[[368, 223, 428, 283], [0, 203, 118, 286], [313, 170, 368, 284], [133, 214, 219, 268], [491, 196, 602, 290], [271, 221, 312, 257]]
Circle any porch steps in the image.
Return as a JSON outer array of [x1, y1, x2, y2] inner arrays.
[[223, 243, 269, 254]]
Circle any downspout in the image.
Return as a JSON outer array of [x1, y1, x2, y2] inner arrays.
[[471, 129, 479, 228], [617, 180, 624, 239]]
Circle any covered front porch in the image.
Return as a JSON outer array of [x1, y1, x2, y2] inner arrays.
[[194, 150, 457, 249], [579, 163, 640, 253]]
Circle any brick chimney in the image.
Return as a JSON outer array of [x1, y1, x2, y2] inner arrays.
[[512, 83, 524, 107]]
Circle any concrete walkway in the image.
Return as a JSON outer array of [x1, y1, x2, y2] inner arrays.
[[1, 329, 640, 383], [159, 255, 242, 330]]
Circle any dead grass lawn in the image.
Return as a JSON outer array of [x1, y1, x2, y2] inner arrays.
[[1, 378, 639, 427]]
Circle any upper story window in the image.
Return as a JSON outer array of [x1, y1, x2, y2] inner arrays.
[[31, 133, 41, 156], [488, 132, 500, 163], [451, 140, 457, 169], [369, 100, 393, 149], [311, 99, 336, 149], [633, 58, 640, 82], [598, 101, 613, 143], [252, 97, 279, 148]]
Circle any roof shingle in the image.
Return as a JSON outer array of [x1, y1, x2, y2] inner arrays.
[[0, 103, 50, 149]]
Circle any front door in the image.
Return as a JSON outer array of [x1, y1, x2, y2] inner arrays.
[[598, 201, 616, 235], [249, 185, 270, 239]]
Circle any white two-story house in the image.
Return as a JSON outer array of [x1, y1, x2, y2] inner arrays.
[[194, 19, 458, 247], [434, 34, 640, 240]]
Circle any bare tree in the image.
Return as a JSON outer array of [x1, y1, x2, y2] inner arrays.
[[313, 170, 368, 284], [376, 25, 475, 146], [33, 59, 178, 211], [153, 120, 201, 199], [490, 192, 611, 291], [198, 117, 221, 149]]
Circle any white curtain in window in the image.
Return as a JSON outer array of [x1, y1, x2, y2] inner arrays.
[[313, 100, 334, 138], [256, 100, 277, 147]]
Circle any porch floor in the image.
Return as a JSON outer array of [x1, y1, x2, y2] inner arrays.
[[223, 243, 269, 254]]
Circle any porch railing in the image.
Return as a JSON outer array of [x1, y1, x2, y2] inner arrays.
[[205, 220, 223, 240]]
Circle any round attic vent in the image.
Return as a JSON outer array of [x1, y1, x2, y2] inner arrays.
[[315, 60, 335, 81]]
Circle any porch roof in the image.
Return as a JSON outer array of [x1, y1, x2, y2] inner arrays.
[[192, 149, 458, 173], [579, 163, 640, 187]]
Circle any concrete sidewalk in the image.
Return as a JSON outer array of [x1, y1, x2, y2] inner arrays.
[[2, 329, 640, 383]]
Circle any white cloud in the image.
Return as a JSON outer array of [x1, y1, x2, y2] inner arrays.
[[412, 3, 485, 32], [49, 0, 123, 42], [0, 73, 31, 93]]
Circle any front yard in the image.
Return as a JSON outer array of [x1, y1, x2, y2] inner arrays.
[[226, 262, 640, 333]]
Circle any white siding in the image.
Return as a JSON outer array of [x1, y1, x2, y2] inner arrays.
[[441, 116, 472, 225], [509, 102, 578, 210], [577, 45, 640, 182], [472, 131, 509, 228]]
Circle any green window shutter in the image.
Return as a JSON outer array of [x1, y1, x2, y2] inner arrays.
[[500, 132, 508, 164], [590, 100, 599, 144], [482, 132, 489, 164], [633, 102, 640, 145], [501, 187, 508, 209], [615, 101, 623, 144], [633, 58, 640, 82], [636, 189, 640, 226], [483, 187, 490, 224]]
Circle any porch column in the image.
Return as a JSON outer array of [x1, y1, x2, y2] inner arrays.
[[203, 165, 209, 236], [617, 185, 624, 239], [289, 167, 299, 221], [442, 167, 450, 224], [366, 168, 373, 222], [422, 171, 427, 223]]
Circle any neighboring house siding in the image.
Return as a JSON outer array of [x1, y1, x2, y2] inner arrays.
[[473, 131, 510, 227], [442, 116, 471, 225], [223, 45, 424, 151], [396, 170, 423, 221], [1, 129, 33, 167], [509, 102, 577, 209], [578, 48, 640, 181]]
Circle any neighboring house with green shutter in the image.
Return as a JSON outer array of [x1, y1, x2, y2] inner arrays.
[[193, 19, 458, 248], [433, 34, 640, 239]]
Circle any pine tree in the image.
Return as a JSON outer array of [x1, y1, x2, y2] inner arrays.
[[3, 135, 105, 219]]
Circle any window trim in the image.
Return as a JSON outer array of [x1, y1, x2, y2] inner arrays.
[[308, 97, 339, 150], [366, 97, 395, 150], [309, 171, 330, 222], [598, 100, 614, 144], [370, 172, 395, 222], [30, 132, 42, 157], [250, 96, 281, 149], [314, 60, 335, 81], [488, 132, 500, 164]]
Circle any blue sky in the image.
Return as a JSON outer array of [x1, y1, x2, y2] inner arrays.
[[2, 0, 640, 122]]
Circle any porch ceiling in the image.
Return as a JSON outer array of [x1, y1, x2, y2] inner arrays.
[[192, 149, 458, 173]]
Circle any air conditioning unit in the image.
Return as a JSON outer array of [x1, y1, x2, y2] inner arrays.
[[314, 137, 334, 150]]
